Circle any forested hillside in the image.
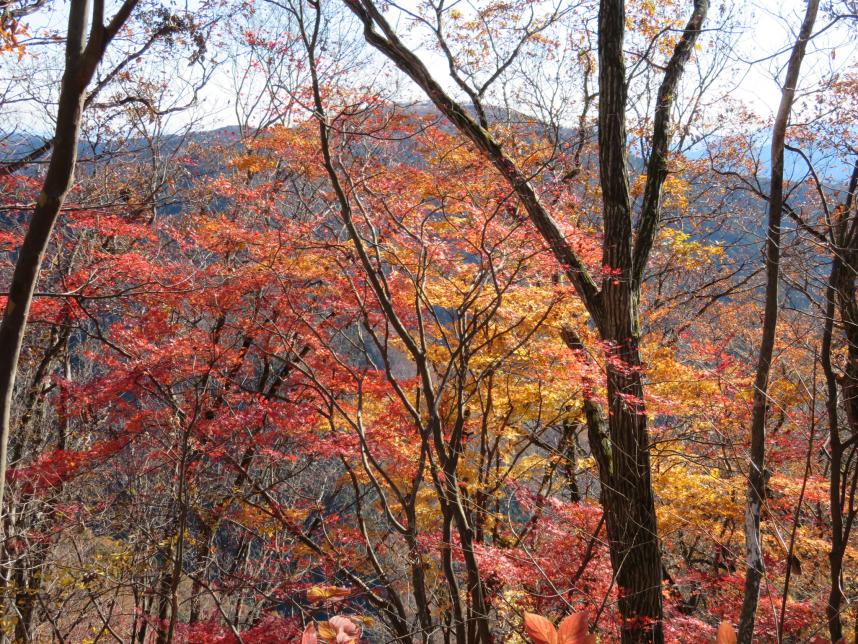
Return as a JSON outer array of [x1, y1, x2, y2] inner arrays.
[[1, 0, 857, 642]]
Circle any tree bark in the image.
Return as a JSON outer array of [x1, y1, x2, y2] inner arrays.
[[0, 0, 139, 512], [821, 157, 858, 643], [593, 2, 664, 639], [737, 1, 819, 640], [343, 0, 708, 640]]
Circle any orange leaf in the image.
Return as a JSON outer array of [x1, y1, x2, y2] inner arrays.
[[317, 622, 338, 641], [558, 612, 595, 644], [524, 612, 559, 644], [301, 623, 318, 644], [715, 621, 737, 644], [306, 585, 353, 604]]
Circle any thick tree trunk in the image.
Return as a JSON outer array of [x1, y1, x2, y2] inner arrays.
[[601, 345, 663, 642], [564, 324, 662, 642], [737, 2, 818, 640], [594, 0, 666, 639]]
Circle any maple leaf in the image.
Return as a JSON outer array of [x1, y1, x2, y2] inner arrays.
[[301, 623, 318, 644], [315, 616, 361, 643], [715, 621, 736, 644], [329, 615, 361, 642], [558, 612, 596, 644], [525, 612, 596, 644], [524, 612, 559, 644], [306, 585, 353, 604]]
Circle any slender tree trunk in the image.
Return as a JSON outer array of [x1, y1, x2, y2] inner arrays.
[[560, 421, 582, 502], [0, 0, 89, 514], [822, 259, 846, 644], [0, 0, 139, 512], [823, 158, 858, 643], [738, 2, 819, 640], [11, 540, 49, 642], [439, 509, 467, 643]]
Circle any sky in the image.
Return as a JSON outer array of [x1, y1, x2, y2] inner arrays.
[[6, 0, 857, 150]]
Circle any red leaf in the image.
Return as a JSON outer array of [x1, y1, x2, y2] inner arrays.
[[524, 612, 559, 644]]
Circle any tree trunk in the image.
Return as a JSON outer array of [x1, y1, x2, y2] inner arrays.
[[560, 421, 582, 502], [823, 157, 858, 643], [343, 1, 708, 639], [600, 347, 663, 643], [0, 0, 140, 512], [0, 0, 88, 514], [822, 258, 846, 644], [155, 563, 173, 644], [737, 1, 819, 640], [594, 0, 664, 638]]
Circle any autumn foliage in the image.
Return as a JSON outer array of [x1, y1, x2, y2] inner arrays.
[[1, 0, 857, 642]]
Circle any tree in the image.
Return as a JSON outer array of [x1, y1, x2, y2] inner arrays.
[[737, 2, 820, 639], [2, 0, 858, 641], [0, 0, 142, 512], [342, 0, 708, 640]]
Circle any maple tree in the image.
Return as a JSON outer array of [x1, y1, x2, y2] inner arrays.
[[0, 0, 857, 642]]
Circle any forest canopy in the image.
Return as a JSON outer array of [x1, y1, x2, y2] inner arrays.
[[1, 0, 858, 642]]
